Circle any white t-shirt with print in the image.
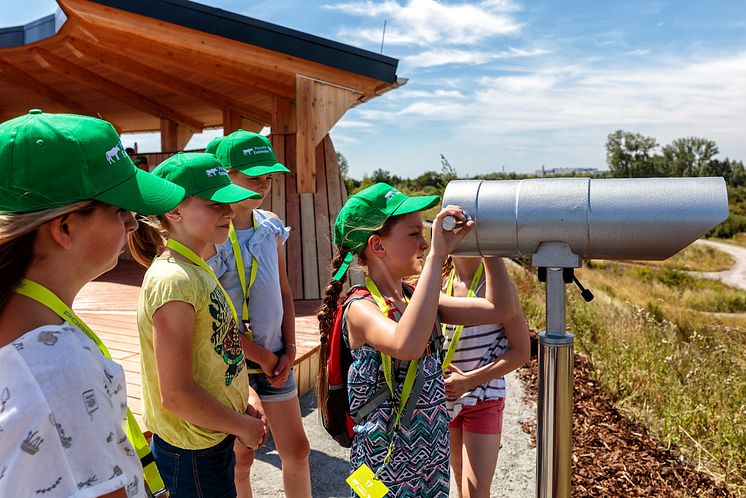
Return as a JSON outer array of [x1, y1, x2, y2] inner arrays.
[[0, 323, 146, 498]]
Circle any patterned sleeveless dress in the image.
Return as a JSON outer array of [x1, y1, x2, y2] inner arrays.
[[342, 294, 450, 497]]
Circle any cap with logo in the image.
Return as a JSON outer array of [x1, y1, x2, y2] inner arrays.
[[0, 110, 185, 214], [152, 152, 261, 203], [215, 130, 290, 177], [331, 182, 440, 280], [204, 136, 224, 155]]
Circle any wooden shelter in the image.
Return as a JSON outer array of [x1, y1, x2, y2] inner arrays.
[[0, 0, 402, 302]]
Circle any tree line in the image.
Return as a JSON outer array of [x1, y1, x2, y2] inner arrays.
[[338, 130, 746, 237]]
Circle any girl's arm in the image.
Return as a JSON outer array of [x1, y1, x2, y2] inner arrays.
[[152, 301, 267, 448], [267, 238, 296, 387], [444, 293, 531, 400], [346, 206, 471, 360], [438, 257, 518, 327]]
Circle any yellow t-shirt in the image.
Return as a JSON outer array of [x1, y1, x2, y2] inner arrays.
[[137, 256, 249, 449]]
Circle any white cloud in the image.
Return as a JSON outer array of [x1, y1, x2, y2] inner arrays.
[[401, 46, 546, 68], [325, 0, 521, 47]]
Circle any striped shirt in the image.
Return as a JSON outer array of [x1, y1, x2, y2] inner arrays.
[[443, 284, 509, 419]]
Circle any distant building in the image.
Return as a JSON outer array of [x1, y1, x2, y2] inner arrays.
[[536, 166, 601, 177]]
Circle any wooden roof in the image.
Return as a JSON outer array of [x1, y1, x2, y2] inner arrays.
[[0, 0, 401, 133]]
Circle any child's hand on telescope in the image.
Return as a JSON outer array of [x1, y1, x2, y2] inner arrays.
[[431, 205, 474, 261]]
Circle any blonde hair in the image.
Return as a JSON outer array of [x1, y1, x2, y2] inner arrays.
[[0, 200, 98, 312], [128, 215, 169, 268]]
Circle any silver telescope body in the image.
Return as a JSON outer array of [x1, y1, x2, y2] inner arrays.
[[442, 177, 728, 260], [442, 176, 728, 498]]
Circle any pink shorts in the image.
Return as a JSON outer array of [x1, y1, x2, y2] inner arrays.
[[448, 398, 505, 435]]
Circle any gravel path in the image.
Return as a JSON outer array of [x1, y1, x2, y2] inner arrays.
[[250, 371, 537, 497], [693, 239, 746, 291]]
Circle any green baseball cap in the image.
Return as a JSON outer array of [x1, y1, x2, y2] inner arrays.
[[152, 152, 260, 203], [332, 182, 439, 280], [204, 136, 224, 155], [215, 130, 290, 177], [0, 110, 185, 215]]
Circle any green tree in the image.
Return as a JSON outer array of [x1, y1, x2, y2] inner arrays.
[[605, 130, 660, 177], [662, 137, 719, 177], [336, 151, 349, 179]]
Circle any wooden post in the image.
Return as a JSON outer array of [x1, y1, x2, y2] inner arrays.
[[295, 75, 358, 194], [223, 108, 242, 135], [160, 119, 193, 152]]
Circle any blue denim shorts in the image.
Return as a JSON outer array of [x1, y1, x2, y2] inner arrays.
[[151, 433, 236, 498], [249, 369, 297, 402]]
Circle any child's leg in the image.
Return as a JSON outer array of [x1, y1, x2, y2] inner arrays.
[[233, 440, 255, 498], [449, 425, 465, 498], [263, 397, 311, 498], [461, 431, 501, 498], [456, 398, 505, 498]]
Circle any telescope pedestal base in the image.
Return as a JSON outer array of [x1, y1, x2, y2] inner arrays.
[[537, 332, 574, 498]]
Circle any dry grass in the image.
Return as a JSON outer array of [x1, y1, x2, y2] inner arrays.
[[713, 233, 746, 248], [637, 243, 734, 272], [508, 261, 746, 495]]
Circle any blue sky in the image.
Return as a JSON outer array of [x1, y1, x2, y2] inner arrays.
[[4, 0, 746, 179]]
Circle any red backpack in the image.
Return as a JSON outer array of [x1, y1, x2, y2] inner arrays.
[[321, 286, 379, 447], [321, 284, 441, 448]]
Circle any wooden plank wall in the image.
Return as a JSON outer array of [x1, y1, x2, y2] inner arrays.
[[271, 133, 346, 300]]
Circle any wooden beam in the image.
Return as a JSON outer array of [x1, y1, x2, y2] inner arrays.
[[29, 47, 204, 132], [63, 1, 381, 96], [272, 97, 296, 135], [0, 58, 103, 120], [65, 37, 273, 125], [82, 24, 295, 100], [295, 76, 357, 193], [159, 118, 194, 152]]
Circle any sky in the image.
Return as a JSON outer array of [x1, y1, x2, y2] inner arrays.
[[4, 0, 746, 179]]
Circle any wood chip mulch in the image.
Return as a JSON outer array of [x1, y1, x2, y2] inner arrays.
[[518, 331, 731, 497]]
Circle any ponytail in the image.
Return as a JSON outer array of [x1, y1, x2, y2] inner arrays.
[[128, 216, 167, 268], [316, 248, 350, 421]]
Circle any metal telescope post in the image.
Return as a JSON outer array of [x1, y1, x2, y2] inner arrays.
[[532, 242, 580, 498]]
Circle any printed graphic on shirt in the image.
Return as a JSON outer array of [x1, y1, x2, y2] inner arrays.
[[127, 475, 140, 497], [208, 287, 245, 386], [35, 476, 62, 494], [0, 387, 9, 413], [21, 430, 44, 455], [49, 414, 72, 448], [37, 330, 61, 346], [82, 389, 99, 419]]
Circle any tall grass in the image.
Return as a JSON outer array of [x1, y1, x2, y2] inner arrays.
[[509, 262, 746, 493]]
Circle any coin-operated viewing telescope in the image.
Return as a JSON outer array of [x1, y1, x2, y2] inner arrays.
[[442, 177, 728, 498]]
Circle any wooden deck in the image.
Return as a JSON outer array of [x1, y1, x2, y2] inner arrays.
[[73, 260, 321, 426]]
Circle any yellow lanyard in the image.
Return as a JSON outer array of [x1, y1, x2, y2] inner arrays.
[[15, 279, 167, 496], [441, 262, 484, 370], [228, 215, 259, 324], [364, 278, 419, 430], [166, 238, 250, 340]]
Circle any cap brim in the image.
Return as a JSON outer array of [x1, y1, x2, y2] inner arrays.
[[95, 168, 186, 215], [195, 182, 261, 203], [392, 194, 440, 216], [233, 162, 291, 176]]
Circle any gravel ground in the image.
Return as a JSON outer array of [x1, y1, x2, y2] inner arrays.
[[250, 370, 537, 497]]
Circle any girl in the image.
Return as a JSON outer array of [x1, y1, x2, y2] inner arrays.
[[442, 256, 530, 498], [317, 183, 520, 497], [208, 130, 311, 498], [129, 152, 268, 497], [0, 110, 184, 497]]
